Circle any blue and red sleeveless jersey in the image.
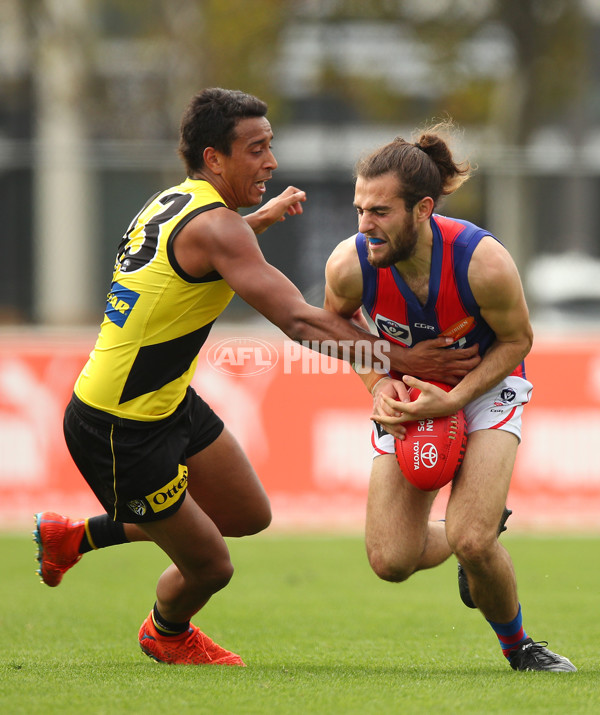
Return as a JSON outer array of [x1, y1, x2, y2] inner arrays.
[[356, 214, 526, 380]]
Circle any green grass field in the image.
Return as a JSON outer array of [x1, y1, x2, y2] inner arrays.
[[1, 530, 598, 714]]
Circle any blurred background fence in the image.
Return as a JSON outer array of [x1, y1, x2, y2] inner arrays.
[[1, 0, 600, 529]]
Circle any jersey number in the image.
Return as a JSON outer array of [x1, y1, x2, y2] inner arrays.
[[116, 192, 192, 273]]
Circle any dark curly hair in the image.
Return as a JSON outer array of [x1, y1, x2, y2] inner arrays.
[[178, 88, 268, 175]]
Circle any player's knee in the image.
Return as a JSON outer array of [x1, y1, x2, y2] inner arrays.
[[216, 561, 235, 591], [245, 501, 272, 535], [224, 501, 272, 537], [367, 548, 413, 583], [201, 556, 234, 593], [449, 531, 495, 568]]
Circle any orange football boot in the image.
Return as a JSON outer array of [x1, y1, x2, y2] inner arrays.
[[33, 512, 85, 587], [138, 611, 246, 666]]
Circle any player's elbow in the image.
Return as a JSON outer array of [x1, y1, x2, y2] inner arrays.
[[514, 332, 533, 365], [278, 304, 325, 343], [524, 329, 533, 357], [283, 315, 312, 343], [500, 329, 533, 365]]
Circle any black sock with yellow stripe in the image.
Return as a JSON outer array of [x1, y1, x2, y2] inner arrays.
[[152, 603, 190, 637], [78, 515, 128, 553]]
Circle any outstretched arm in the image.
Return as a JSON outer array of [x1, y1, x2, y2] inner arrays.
[[173, 209, 392, 368]]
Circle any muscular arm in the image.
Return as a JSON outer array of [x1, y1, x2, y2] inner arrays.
[[449, 235, 533, 405], [173, 209, 399, 367]]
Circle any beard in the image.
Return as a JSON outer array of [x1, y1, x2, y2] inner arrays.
[[367, 218, 419, 268]]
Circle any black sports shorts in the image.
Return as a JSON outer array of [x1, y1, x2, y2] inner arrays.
[[63, 387, 224, 524]]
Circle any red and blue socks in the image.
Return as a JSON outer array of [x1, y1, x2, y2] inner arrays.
[[487, 603, 527, 658]]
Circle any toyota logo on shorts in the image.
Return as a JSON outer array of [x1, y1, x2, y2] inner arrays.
[[421, 443, 438, 469], [206, 337, 279, 377]]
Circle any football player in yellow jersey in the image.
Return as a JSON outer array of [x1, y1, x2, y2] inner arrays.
[[34, 88, 480, 666]]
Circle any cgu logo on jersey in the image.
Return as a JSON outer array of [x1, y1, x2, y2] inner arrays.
[[375, 315, 412, 346], [146, 465, 188, 513], [105, 282, 140, 328]]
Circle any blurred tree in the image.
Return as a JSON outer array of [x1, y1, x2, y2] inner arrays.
[[1, 0, 596, 323], [287, 0, 591, 266], [181, 0, 287, 115], [86, 0, 288, 139], [290, 0, 588, 139], [414, 0, 588, 143], [411, 0, 590, 263]]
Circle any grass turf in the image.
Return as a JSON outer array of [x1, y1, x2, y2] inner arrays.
[[1, 531, 598, 714]]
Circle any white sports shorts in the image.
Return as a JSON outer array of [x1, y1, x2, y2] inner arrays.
[[371, 375, 533, 457]]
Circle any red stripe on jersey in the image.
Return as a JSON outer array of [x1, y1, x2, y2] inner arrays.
[[511, 362, 526, 379]]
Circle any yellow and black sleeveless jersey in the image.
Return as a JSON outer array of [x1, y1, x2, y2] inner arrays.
[[74, 178, 235, 421]]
